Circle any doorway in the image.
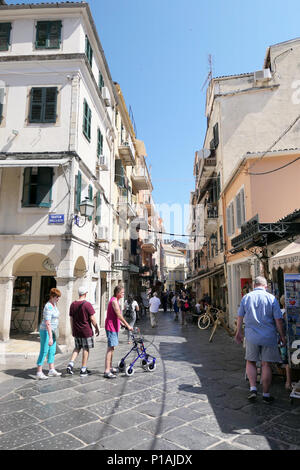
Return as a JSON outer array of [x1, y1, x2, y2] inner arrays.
[[39, 276, 56, 324]]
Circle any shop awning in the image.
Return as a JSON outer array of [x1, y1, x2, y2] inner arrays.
[[270, 237, 300, 269], [185, 266, 224, 284], [0, 158, 70, 168]]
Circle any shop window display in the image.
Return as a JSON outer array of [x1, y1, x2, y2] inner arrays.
[[12, 277, 32, 307]]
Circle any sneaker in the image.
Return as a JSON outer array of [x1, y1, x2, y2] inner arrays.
[[36, 372, 48, 380], [248, 390, 257, 402], [66, 364, 74, 375], [263, 395, 275, 404], [80, 368, 92, 377], [48, 369, 62, 377], [110, 367, 118, 374], [104, 371, 117, 379]]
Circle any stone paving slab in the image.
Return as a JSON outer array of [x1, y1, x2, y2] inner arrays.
[[0, 311, 299, 451]]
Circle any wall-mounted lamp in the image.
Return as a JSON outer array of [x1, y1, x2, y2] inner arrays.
[[73, 197, 94, 228]]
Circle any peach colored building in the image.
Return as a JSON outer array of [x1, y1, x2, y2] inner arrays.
[[222, 149, 300, 327]]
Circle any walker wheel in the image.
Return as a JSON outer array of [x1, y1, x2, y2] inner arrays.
[[125, 366, 135, 377], [147, 361, 156, 372], [141, 359, 148, 369], [118, 360, 126, 372]]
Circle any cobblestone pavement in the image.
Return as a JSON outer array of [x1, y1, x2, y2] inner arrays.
[[0, 311, 299, 451]]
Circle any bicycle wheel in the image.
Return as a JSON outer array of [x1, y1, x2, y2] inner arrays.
[[198, 314, 211, 329]]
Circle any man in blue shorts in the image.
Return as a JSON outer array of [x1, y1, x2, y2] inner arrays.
[[235, 276, 286, 404]]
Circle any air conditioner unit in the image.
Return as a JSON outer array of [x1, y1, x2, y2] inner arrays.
[[254, 69, 272, 83], [97, 154, 108, 170], [96, 226, 109, 242], [114, 247, 123, 263], [101, 86, 111, 107]]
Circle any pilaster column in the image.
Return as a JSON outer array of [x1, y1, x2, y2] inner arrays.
[[0, 276, 16, 342], [55, 276, 76, 347]]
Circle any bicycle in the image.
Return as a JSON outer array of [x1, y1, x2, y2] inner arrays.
[[197, 305, 219, 330]]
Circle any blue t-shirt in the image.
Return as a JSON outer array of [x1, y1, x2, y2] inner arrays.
[[40, 302, 60, 332], [238, 287, 283, 346]]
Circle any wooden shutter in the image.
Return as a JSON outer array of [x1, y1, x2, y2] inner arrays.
[[44, 88, 57, 122], [97, 128, 103, 156], [29, 88, 43, 122], [226, 207, 231, 236], [36, 167, 53, 207], [22, 168, 31, 206], [0, 23, 12, 51], [230, 202, 235, 234], [48, 21, 62, 48], [236, 192, 242, 228], [88, 185, 93, 221], [240, 188, 246, 225], [96, 191, 101, 225], [0, 88, 4, 124], [213, 123, 219, 148], [85, 35, 93, 66], [35, 22, 48, 48], [75, 171, 82, 211], [83, 100, 91, 140], [99, 72, 104, 91], [115, 159, 124, 186]]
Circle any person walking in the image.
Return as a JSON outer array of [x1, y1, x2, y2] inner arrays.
[[172, 293, 180, 321], [235, 276, 286, 404], [36, 288, 62, 380], [104, 285, 133, 378], [66, 286, 99, 377], [149, 292, 161, 328], [124, 295, 139, 343]]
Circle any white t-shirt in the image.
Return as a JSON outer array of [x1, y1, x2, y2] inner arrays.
[[124, 300, 139, 311], [149, 296, 161, 313]]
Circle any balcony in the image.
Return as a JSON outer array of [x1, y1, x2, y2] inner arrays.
[[118, 134, 135, 166], [118, 195, 137, 218], [141, 233, 156, 254], [204, 202, 218, 236], [143, 194, 154, 215], [131, 165, 151, 191]]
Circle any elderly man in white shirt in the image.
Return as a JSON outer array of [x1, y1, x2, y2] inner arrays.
[[149, 292, 161, 328]]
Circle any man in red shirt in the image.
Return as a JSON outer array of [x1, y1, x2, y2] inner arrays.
[[66, 286, 99, 377]]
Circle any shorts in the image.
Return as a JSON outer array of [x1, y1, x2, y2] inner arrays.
[[74, 336, 94, 351], [106, 330, 119, 347], [245, 339, 281, 363]]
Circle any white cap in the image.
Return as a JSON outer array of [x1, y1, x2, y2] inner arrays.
[[78, 286, 88, 296]]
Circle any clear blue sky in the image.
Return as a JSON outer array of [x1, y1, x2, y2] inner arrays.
[[8, 0, 300, 236]]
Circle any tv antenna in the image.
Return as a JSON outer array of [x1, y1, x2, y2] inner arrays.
[[201, 54, 213, 91]]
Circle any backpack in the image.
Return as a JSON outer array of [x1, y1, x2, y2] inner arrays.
[[124, 301, 134, 321]]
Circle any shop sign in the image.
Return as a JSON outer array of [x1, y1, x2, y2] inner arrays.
[[272, 255, 300, 267], [48, 214, 64, 225], [284, 273, 300, 369]]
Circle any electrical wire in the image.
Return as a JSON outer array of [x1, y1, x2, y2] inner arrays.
[[247, 155, 300, 176]]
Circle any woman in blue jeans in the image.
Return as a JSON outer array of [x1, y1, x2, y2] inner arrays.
[[36, 288, 62, 380]]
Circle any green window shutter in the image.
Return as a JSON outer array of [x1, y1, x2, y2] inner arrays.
[[96, 191, 101, 225], [83, 100, 91, 141], [0, 88, 4, 125], [29, 88, 43, 122], [36, 167, 53, 207], [29, 87, 57, 123], [44, 87, 57, 122], [36, 21, 62, 49], [75, 171, 82, 212], [88, 184, 93, 221], [99, 72, 104, 92], [97, 128, 103, 156], [213, 123, 219, 149], [22, 167, 53, 207], [114, 159, 125, 187], [85, 35, 93, 67], [0, 23, 12, 51]]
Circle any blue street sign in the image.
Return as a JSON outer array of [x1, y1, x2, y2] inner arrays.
[[48, 214, 65, 224]]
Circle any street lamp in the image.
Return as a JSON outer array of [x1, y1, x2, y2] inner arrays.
[[73, 197, 94, 227]]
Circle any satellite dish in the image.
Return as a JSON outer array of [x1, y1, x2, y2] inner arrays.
[[198, 148, 211, 159]]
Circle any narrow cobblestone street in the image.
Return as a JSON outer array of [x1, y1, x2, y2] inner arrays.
[[0, 311, 299, 451]]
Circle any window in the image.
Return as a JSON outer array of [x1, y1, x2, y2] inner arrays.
[[115, 159, 125, 187], [12, 277, 32, 307], [83, 100, 92, 141], [29, 87, 58, 123], [226, 201, 235, 236], [75, 171, 82, 212], [213, 123, 219, 149], [0, 88, 4, 125], [235, 187, 246, 228], [99, 72, 104, 92], [85, 35, 93, 67], [35, 21, 62, 49], [22, 167, 53, 208], [0, 23, 12, 51], [95, 191, 101, 225], [219, 225, 224, 252], [88, 184, 93, 221], [97, 128, 103, 156]]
